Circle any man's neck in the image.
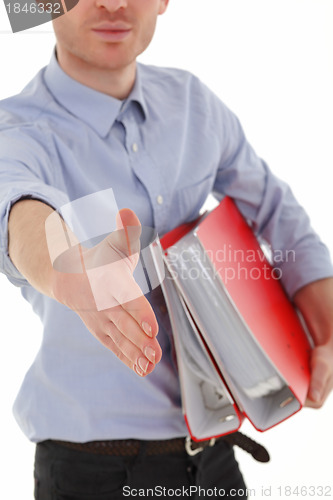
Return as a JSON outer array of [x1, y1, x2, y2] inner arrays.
[[56, 48, 136, 100]]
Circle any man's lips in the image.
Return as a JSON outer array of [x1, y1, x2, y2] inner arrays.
[[92, 22, 132, 41]]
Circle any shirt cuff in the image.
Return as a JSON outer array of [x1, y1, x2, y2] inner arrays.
[[0, 186, 69, 287], [279, 242, 333, 298]]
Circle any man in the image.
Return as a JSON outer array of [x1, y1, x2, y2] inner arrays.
[[0, 0, 332, 498]]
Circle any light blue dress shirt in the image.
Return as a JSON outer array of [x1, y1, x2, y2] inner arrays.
[[0, 53, 332, 443]]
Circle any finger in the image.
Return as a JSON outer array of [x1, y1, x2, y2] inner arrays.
[[100, 323, 159, 376], [107, 305, 162, 362], [76, 308, 158, 376], [305, 346, 333, 407], [88, 257, 159, 336], [99, 332, 148, 376], [120, 293, 159, 338]]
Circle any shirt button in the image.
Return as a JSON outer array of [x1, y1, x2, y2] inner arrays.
[[157, 195, 164, 205], [132, 142, 138, 153]]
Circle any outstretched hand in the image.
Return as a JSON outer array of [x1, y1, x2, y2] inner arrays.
[[51, 208, 162, 377]]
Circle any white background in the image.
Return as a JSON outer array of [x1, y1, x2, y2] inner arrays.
[[0, 0, 333, 498]]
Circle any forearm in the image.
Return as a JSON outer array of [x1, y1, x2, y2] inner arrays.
[[8, 199, 56, 298], [8, 200, 161, 376]]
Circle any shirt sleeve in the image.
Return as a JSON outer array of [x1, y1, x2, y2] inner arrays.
[[0, 127, 69, 287], [212, 101, 333, 298]]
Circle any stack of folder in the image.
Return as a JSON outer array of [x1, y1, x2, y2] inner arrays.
[[151, 197, 312, 442]]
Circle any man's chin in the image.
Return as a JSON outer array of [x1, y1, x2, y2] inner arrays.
[[89, 49, 136, 72]]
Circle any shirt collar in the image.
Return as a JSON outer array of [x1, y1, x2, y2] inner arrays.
[[43, 51, 147, 137]]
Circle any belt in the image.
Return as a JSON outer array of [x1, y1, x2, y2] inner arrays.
[[52, 431, 269, 462], [53, 437, 214, 457]]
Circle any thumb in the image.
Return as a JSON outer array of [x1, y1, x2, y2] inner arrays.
[[113, 208, 142, 258], [116, 208, 141, 231]]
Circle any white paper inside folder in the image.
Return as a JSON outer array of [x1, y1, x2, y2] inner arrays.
[[163, 232, 302, 432], [150, 227, 301, 435], [166, 236, 285, 399], [161, 266, 241, 440]]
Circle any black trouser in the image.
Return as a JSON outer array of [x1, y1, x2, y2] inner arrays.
[[34, 439, 248, 499]]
